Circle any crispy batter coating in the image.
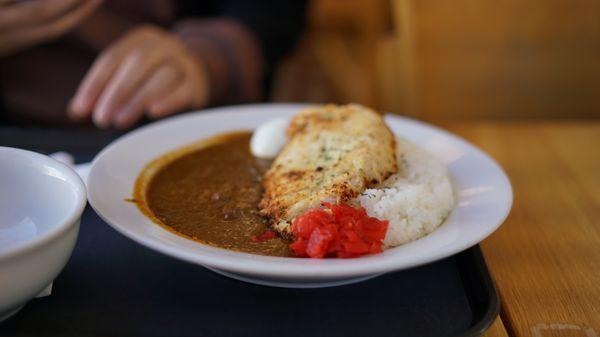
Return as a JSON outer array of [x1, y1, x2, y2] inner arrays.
[[259, 104, 397, 234]]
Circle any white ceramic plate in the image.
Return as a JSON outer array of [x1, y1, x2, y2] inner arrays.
[[87, 104, 512, 288]]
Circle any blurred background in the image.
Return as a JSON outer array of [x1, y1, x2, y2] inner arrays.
[[2, 0, 599, 126], [1, 2, 599, 335], [273, 0, 600, 121]]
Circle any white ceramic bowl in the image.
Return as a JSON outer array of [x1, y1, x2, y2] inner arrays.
[[88, 104, 513, 288], [0, 147, 87, 321]]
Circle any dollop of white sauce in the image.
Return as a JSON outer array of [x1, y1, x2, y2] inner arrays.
[[250, 117, 290, 159]]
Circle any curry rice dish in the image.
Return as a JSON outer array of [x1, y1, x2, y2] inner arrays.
[[133, 104, 454, 258]]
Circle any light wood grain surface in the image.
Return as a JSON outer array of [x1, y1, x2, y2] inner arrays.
[[274, 0, 600, 119], [441, 120, 600, 337], [413, 0, 600, 120], [484, 317, 510, 337]]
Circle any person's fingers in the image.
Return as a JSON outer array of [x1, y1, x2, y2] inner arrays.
[[113, 64, 182, 129], [179, 56, 210, 108], [69, 27, 145, 119], [0, 0, 101, 56], [25, 0, 101, 42], [147, 58, 210, 118], [0, 0, 83, 30], [147, 80, 194, 119], [92, 47, 170, 127], [68, 51, 119, 120]]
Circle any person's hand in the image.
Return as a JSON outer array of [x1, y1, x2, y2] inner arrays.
[[0, 0, 101, 57], [69, 25, 210, 129]]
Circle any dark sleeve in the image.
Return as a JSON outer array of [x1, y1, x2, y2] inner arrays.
[[174, 0, 308, 102], [217, 0, 308, 69]]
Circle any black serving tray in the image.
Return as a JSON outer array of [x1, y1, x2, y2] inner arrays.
[[0, 128, 499, 337]]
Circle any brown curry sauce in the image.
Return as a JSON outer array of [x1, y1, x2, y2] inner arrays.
[[133, 132, 291, 257]]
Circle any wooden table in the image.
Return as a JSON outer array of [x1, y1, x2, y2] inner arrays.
[[436, 120, 600, 337]]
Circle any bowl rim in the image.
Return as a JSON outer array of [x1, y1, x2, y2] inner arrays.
[[86, 103, 514, 279], [0, 147, 87, 260]]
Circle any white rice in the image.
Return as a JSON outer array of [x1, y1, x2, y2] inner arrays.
[[357, 138, 454, 248]]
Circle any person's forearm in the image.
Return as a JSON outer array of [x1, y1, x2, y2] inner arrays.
[[172, 18, 263, 105]]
